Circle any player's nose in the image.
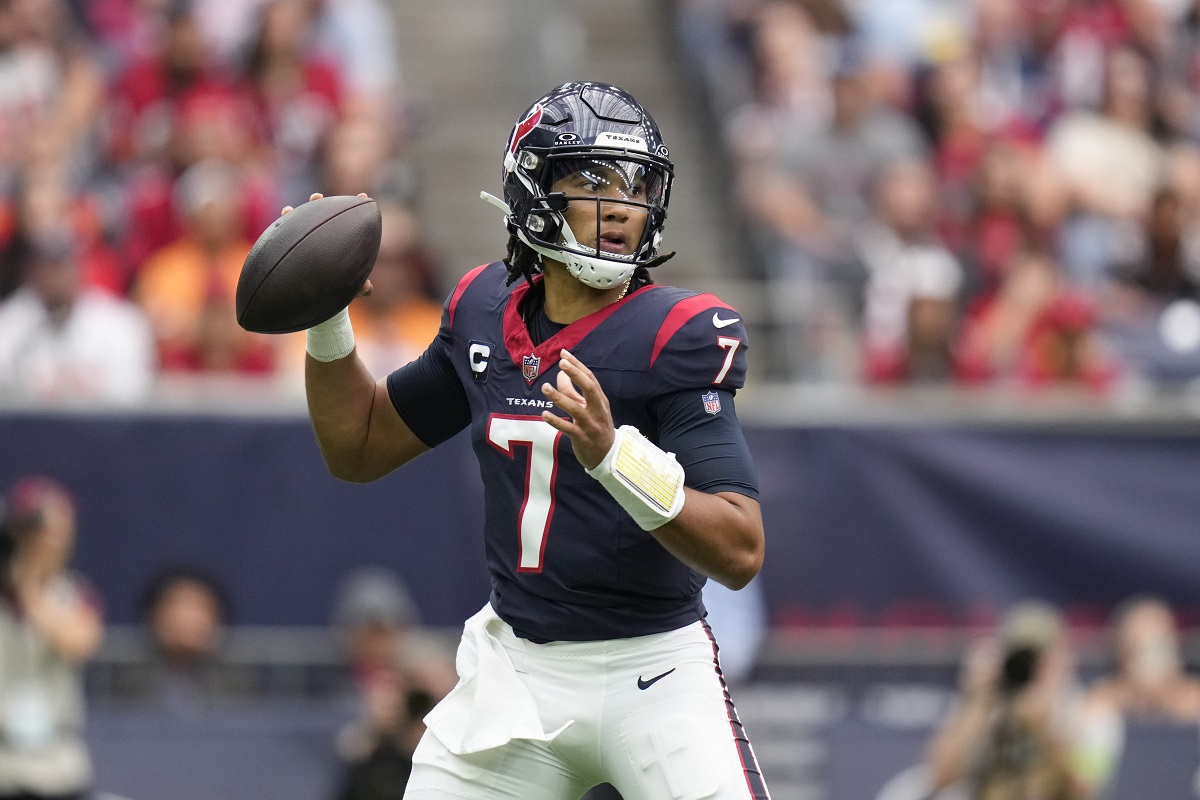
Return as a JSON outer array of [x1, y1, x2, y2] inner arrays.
[[601, 201, 630, 222]]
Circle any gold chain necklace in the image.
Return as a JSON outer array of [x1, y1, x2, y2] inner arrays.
[[617, 277, 632, 301]]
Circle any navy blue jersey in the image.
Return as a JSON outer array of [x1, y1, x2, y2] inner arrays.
[[387, 262, 757, 642]]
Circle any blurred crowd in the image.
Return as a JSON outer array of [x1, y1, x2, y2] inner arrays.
[[678, 0, 1200, 390], [911, 597, 1200, 799], [0, 0, 444, 404], [1, 474, 458, 800], [9, 0, 1200, 401]]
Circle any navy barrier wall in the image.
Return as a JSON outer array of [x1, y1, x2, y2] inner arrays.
[[3, 411, 1200, 626], [0, 412, 490, 626], [749, 421, 1200, 626]]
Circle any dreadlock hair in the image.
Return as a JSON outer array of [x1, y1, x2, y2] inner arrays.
[[503, 231, 542, 287], [500, 230, 672, 289]]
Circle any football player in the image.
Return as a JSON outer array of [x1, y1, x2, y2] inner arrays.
[[300, 81, 770, 800]]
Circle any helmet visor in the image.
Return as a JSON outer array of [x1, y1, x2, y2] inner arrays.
[[545, 155, 669, 262], [548, 156, 668, 207]]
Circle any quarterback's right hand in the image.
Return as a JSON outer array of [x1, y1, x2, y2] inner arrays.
[[540, 349, 616, 470], [281, 192, 374, 298]]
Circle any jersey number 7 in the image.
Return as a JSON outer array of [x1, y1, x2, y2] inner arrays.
[[715, 336, 741, 384], [487, 415, 562, 572]]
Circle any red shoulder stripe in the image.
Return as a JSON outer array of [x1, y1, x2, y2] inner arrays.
[[650, 293, 733, 367], [447, 264, 491, 329]]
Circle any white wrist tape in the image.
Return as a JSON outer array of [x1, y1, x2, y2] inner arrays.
[[585, 425, 686, 531], [305, 307, 355, 362]]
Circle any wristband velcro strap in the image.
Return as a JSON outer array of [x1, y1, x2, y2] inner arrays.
[[305, 307, 355, 362], [585, 425, 685, 531]]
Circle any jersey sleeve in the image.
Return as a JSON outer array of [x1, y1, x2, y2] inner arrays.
[[653, 388, 759, 499], [646, 295, 757, 498], [385, 304, 471, 447], [648, 295, 749, 394]]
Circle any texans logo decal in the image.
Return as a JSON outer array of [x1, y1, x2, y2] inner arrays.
[[506, 103, 544, 169]]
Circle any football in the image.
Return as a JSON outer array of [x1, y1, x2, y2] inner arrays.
[[236, 195, 382, 334]]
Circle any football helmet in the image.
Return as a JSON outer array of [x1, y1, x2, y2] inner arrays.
[[485, 81, 674, 289]]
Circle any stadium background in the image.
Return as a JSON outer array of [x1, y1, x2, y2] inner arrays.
[[3, 0, 1200, 798]]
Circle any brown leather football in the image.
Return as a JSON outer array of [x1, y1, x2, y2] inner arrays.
[[236, 195, 381, 334]]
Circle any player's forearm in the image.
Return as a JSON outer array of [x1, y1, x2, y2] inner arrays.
[[306, 353, 430, 481], [651, 490, 764, 590], [305, 351, 380, 480]]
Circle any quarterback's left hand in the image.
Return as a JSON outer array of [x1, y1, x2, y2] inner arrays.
[[540, 349, 614, 469]]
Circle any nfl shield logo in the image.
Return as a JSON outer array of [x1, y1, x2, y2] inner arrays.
[[522, 354, 541, 382], [702, 390, 721, 415]]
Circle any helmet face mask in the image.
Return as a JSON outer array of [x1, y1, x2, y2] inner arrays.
[[498, 82, 674, 289]]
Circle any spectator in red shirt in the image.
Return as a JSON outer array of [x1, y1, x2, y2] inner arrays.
[[105, 5, 233, 169], [955, 248, 1115, 390], [243, 0, 345, 202], [110, 5, 273, 272], [133, 158, 274, 375]]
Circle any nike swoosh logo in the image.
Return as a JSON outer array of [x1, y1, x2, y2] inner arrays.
[[712, 313, 740, 329], [637, 668, 676, 690]]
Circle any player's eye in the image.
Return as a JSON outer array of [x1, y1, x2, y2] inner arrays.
[[571, 172, 603, 192]]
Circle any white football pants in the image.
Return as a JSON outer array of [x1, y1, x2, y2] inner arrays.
[[404, 603, 770, 800]]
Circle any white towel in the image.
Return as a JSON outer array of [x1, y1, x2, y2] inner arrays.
[[423, 605, 573, 755]]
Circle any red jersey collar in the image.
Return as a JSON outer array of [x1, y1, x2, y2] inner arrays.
[[502, 277, 656, 383]]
